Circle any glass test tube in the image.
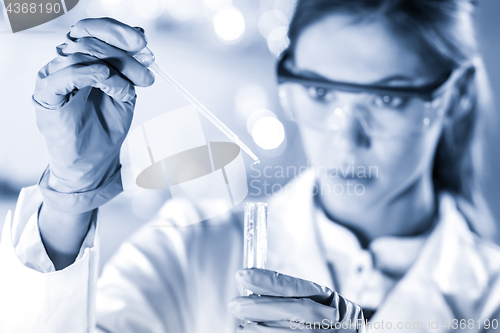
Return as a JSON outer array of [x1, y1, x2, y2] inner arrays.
[[243, 202, 268, 296]]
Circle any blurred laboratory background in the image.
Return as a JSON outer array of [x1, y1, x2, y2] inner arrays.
[[0, 0, 499, 269]]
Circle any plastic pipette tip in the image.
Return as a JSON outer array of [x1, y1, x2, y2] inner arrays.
[[234, 138, 260, 164]]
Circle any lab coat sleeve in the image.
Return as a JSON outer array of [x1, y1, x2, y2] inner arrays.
[[94, 221, 195, 333], [0, 185, 100, 333], [12, 199, 96, 274], [0, 186, 223, 333]]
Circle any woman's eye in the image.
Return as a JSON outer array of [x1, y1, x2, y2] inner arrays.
[[373, 94, 408, 109], [307, 86, 331, 102]]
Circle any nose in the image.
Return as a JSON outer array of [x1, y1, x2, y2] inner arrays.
[[325, 94, 371, 150]]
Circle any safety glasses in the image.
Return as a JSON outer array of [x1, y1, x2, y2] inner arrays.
[[276, 51, 467, 138]]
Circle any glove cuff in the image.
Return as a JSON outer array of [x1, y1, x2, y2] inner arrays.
[[329, 291, 366, 332], [38, 165, 123, 215]]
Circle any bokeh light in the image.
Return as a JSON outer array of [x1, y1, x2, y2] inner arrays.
[[131, 0, 165, 20], [252, 116, 285, 150], [203, 0, 232, 11], [246, 109, 277, 135], [235, 84, 268, 118], [165, 0, 198, 21], [258, 10, 288, 39], [267, 26, 289, 56], [88, 0, 136, 23], [86, 0, 106, 17], [213, 6, 245, 42], [273, 0, 297, 21]]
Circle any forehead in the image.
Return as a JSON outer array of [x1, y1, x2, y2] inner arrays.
[[294, 14, 433, 84]]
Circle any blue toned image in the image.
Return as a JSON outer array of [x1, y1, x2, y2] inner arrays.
[[0, 0, 500, 332]]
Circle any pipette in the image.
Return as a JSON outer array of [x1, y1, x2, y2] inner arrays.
[[132, 47, 260, 165]]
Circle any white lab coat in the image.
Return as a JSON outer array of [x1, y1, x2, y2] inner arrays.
[[1, 170, 500, 333]]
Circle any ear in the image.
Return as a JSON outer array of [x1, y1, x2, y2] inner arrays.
[[447, 66, 476, 120]]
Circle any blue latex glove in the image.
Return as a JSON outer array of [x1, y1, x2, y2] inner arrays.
[[33, 18, 155, 213], [229, 268, 365, 332]]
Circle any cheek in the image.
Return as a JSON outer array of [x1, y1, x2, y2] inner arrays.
[[371, 139, 425, 184], [370, 121, 444, 189]]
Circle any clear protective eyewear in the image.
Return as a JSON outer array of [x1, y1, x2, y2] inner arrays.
[[276, 51, 467, 138]]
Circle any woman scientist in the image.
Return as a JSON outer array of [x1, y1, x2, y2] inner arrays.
[[1, 0, 500, 332]]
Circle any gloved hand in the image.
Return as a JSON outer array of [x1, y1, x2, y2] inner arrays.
[[229, 268, 365, 332], [34, 17, 154, 213]]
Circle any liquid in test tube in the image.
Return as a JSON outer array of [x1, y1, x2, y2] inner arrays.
[[243, 202, 268, 296]]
